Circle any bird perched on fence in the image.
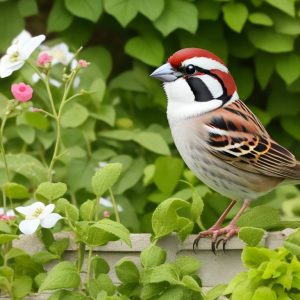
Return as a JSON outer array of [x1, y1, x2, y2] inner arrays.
[[150, 48, 300, 253]]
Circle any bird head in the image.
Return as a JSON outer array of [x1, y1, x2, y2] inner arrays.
[[151, 48, 239, 121]]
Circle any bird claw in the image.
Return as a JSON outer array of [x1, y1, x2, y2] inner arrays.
[[193, 224, 239, 254]]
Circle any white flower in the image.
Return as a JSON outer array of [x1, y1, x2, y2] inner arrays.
[[100, 197, 123, 212], [0, 208, 15, 217], [40, 43, 74, 65], [15, 201, 62, 235], [0, 30, 45, 78]]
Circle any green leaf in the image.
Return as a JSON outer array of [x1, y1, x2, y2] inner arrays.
[[91, 256, 110, 277], [242, 246, 277, 268], [248, 28, 294, 53], [237, 206, 281, 229], [152, 198, 190, 239], [0, 2, 24, 51], [39, 262, 80, 292], [284, 230, 300, 256], [80, 199, 95, 221], [90, 78, 106, 103], [17, 125, 35, 144], [143, 263, 180, 285], [281, 115, 300, 140], [154, 157, 184, 195], [4, 182, 30, 199], [48, 0, 73, 32], [252, 286, 277, 300], [97, 273, 116, 296], [190, 185, 204, 223], [249, 12, 273, 26], [65, 0, 102, 22], [140, 245, 167, 268], [276, 53, 300, 84], [5, 248, 28, 261], [265, 0, 295, 17], [133, 132, 170, 156], [154, 0, 198, 36], [254, 52, 274, 89], [115, 257, 140, 283], [103, 0, 138, 27], [17, 0, 38, 17], [91, 163, 122, 196], [56, 198, 79, 221], [0, 234, 19, 244], [35, 182, 67, 201], [61, 103, 89, 128], [49, 238, 70, 257], [197, 0, 220, 21], [223, 3, 248, 33], [176, 217, 194, 241], [6, 154, 48, 186], [138, 0, 164, 21], [125, 35, 164, 66], [32, 251, 59, 264], [238, 227, 265, 246], [12, 275, 32, 299], [25, 112, 50, 130], [181, 275, 201, 292], [174, 256, 201, 276], [91, 105, 115, 126], [204, 284, 227, 300], [87, 218, 131, 247]]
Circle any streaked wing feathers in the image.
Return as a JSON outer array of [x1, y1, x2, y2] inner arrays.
[[205, 100, 300, 180]]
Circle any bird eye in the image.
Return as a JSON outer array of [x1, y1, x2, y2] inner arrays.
[[185, 64, 196, 75]]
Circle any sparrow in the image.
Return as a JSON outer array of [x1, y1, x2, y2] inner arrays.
[[150, 48, 300, 253]]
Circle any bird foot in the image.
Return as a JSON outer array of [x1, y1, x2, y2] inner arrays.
[[193, 224, 240, 254]]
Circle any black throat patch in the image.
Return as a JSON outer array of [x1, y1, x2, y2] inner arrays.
[[186, 77, 214, 102]]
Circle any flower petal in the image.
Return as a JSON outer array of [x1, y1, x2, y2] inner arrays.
[[12, 30, 31, 45], [21, 35, 45, 60], [0, 57, 24, 78], [19, 219, 40, 235], [39, 204, 54, 219], [15, 201, 45, 216], [40, 213, 62, 228]]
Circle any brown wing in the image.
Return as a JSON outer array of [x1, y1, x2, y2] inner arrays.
[[204, 100, 300, 180]]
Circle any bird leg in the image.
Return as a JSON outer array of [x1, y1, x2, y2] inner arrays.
[[193, 200, 250, 254], [193, 199, 237, 253]]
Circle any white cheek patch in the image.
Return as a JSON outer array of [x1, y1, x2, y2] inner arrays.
[[197, 75, 223, 98], [183, 57, 228, 73], [163, 79, 223, 123]]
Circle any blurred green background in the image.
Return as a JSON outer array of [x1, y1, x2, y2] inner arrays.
[[1, 0, 300, 233]]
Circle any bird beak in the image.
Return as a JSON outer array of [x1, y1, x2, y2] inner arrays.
[[150, 62, 179, 82]]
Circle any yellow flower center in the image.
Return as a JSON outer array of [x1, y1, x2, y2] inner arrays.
[[10, 51, 20, 62], [32, 207, 43, 218]]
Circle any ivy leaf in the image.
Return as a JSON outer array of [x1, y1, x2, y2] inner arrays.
[[35, 182, 67, 202], [91, 163, 122, 196], [103, 0, 138, 27], [154, 0, 198, 36], [115, 257, 140, 283], [39, 261, 80, 291], [248, 28, 294, 53], [152, 198, 190, 239], [64, 0, 102, 22], [133, 132, 170, 156], [249, 12, 273, 26], [138, 0, 164, 21], [125, 35, 164, 66], [238, 227, 265, 246], [265, 0, 295, 17], [222, 3, 248, 33], [275, 53, 300, 85]]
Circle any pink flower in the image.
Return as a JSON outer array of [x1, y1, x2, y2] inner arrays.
[[11, 82, 33, 102], [103, 210, 110, 218], [78, 59, 89, 68], [36, 52, 53, 67]]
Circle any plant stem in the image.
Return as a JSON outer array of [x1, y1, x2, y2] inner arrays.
[[86, 246, 93, 289], [109, 188, 120, 223], [0, 114, 10, 182], [95, 194, 100, 221]]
